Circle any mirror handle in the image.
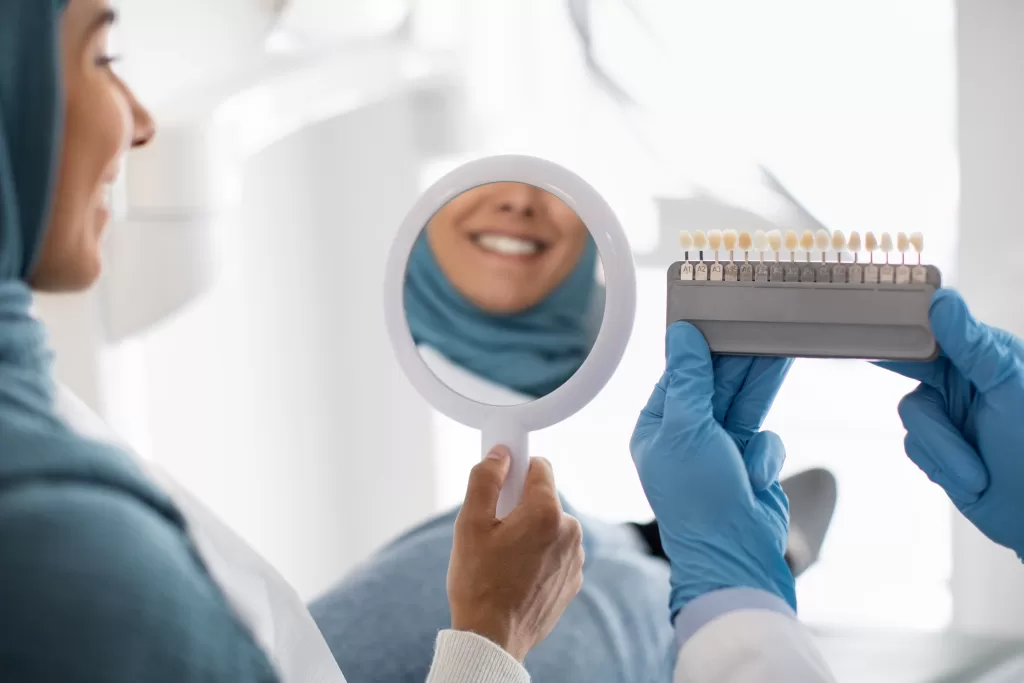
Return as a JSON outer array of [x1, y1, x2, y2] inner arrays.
[[483, 422, 529, 520]]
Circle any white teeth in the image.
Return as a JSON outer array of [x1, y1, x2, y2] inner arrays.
[[475, 234, 540, 256]]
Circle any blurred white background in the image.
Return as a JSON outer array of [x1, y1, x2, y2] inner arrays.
[[33, 0, 1024, 641]]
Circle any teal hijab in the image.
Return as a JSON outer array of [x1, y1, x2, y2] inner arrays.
[[404, 232, 603, 399], [0, 0, 66, 433], [0, 0, 181, 543]]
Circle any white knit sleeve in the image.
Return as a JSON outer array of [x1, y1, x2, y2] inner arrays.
[[425, 630, 530, 683]]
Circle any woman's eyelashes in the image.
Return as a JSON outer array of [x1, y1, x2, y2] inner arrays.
[[94, 54, 120, 68]]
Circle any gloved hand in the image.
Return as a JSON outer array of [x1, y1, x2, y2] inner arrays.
[[630, 322, 795, 619], [878, 288, 1024, 558]]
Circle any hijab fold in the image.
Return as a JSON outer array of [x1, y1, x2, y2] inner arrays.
[[404, 232, 602, 399]]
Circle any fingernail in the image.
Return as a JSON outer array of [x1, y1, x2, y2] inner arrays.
[[487, 447, 509, 461]]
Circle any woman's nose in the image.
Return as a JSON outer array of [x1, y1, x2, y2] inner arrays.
[[132, 101, 157, 148], [129, 92, 156, 148], [494, 182, 540, 218]]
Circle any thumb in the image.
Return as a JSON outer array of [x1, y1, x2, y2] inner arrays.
[[898, 384, 987, 505], [930, 289, 1018, 394], [743, 430, 787, 493], [461, 447, 512, 523], [661, 322, 715, 431]]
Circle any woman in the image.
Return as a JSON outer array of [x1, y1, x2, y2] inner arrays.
[[406, 181, 603, 404], [311, 183, 838, 681], [0, 2, 584, 681]]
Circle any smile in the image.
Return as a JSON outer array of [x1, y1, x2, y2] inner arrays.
[[471, 233, 548, 257]]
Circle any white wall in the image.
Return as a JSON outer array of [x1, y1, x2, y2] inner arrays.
[[125, 93, 437, 600], [952, 0, 1024, 636]]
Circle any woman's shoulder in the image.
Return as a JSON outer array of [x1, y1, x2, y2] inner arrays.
[[0, 417, 280, 682], [0, 464, 280, 682]]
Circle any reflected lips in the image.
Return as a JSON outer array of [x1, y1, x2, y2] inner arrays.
[[470, 232, 548, 260]]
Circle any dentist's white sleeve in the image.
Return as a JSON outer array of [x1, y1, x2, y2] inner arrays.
[[426, 630, 531, 683], [672, 588, 836, 683]]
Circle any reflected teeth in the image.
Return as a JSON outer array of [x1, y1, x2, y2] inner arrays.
[[475, 234, 541, 256]]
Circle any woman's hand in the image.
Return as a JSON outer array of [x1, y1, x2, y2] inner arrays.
[[447, 449, 584, 661]]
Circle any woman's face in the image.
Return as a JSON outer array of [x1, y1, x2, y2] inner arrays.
[[30, 0, 155, 292], [426, 182, 589, 314]]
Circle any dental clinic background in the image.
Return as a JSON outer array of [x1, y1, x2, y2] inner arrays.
[[32, 0, 1024, 637]]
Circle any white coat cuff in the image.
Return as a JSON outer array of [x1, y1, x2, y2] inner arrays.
[[674, 587, 797, 650], [426, 630, 530, 683]]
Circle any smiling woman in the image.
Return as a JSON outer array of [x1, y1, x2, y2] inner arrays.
[[31, 2, 154, 291], [426, 182, 591, 314], [403, 182, 603, 403]]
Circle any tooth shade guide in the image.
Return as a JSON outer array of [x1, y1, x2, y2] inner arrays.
[[666, 260, 942, 361]]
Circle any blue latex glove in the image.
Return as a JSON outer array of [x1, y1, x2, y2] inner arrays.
[[630, 322, 796, 619], [879, 288, 1024, 558]]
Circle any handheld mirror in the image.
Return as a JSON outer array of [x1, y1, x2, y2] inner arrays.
[[385, 155, 636, 518]]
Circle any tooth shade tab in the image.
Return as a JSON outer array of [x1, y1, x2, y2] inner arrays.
[[738, 232, 753, 251], [679, 231, 693, 250], [708, 230, 723, 250], [897, 232, 910, 252], [910, 232, 924, 252], [865, 232, 878, 252], [723, 229, 738, 251], [815, 229, 830, 252], [799, 231, 815, 251], [847, 231, 862, 252], [753, 230, 768, 250], [832, 230, 847, 251], [784, 231, 799, 251], [880, 232, 894, 252], [693, 230, 708, 250]]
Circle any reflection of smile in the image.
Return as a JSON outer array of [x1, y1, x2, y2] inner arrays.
[[471, 231, 549, 260], [426, 182, 589, 314]]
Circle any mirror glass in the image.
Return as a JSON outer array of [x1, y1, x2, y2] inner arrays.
[[403, 182, 605, 406]]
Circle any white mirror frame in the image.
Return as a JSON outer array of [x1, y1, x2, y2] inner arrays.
[[384, 154, 637, 517]]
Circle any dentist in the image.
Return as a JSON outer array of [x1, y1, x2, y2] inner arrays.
[[631, 290, 1024, 681]]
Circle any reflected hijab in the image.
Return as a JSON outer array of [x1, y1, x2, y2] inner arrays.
[[0, 0, 179, 525], [404, 231, 603, 399]]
